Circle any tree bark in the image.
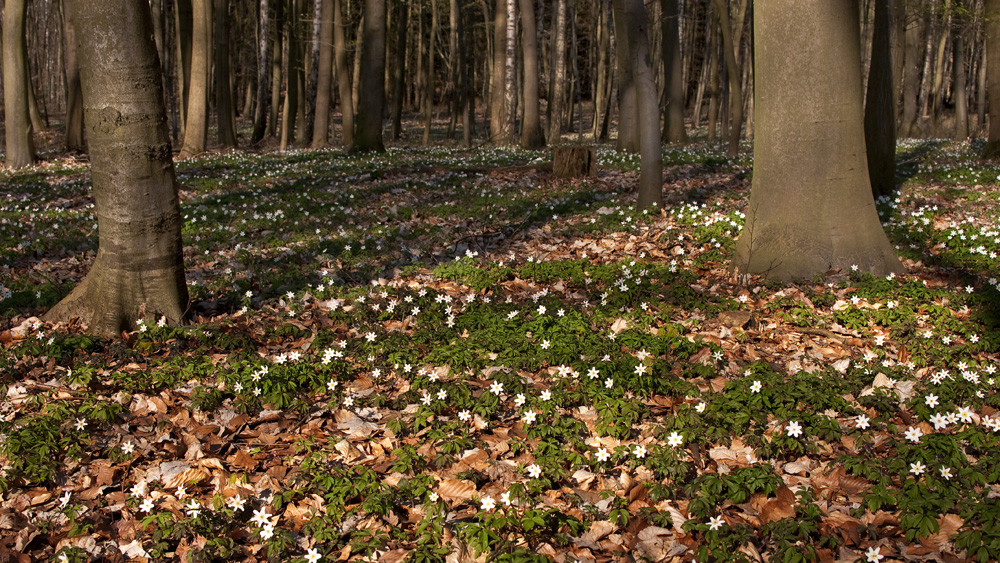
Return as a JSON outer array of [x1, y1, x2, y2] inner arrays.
[[613, 0, 662, 208], [952, 1, 968, 140], [49, 0, 189, 338], [174, 0, 193, 135], [985, 0, 1000, 157], [302, 0, 322, 144], [268, 0, 285, 137], [712, 0, 743, 156], [901, 0, 923, 137], [865, 0, 896, 198], [62, 0, 86, 152], [549, 0, 567, 143], [613, 0, 638, 152], [592, 0, 611, 141], [519, 0, 544, 148], [422, 0, 437, 145], [252, 0, 272, 143], [312, 0, 334, 147], [660, 0, 686, 143], [280, 0, 300, 151], [390, 0, 407, 140], [489, 0, 514, 144], [333, 0, 355, 146], [733, 0, 902, 281], [179, 0, 211, 157], [352, 0, 385, 151], [3, 0, 36, 168], [213, 0, 238, 148]]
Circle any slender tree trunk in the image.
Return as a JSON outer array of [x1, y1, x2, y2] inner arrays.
[[901, 0, 923, 137], [214, 0, 238, 148], [984, 0, 1000, 157], [179, 0, 211, 157], [953, 1, 968, 140], [3, 0, 36, 168], [174, 0, 193, 135], [252, 0, 272, 143], [661, 0, 686, 143], [733, 0, 902, 281], [352, 0, 385, 151], [504, 0, 517, 138], [865, 0, 896, 198], [613, 0, 638, 152], [62, 0, 86, 152], [519, 0, 545, 148], [423, 0, 437, 145], [489, 0, 514, 143], [713, 0, 745, 156], [50, 0, 189, 337], [592, 0, 610, 140], [281, 0, 300, 151], [930, 2, 950, 134], [706, 20, 720, 143], [613, 0, 662, 208], [390, 0, 407, 139], [978, 38, 987, 136], [312, 0, 334, 146], [549, 0, 568, 143], [333, 0, 355, 146], [268, 0, 285, 137], [303, 0, 322, 143]]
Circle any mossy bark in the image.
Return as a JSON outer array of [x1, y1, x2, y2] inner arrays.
[[47, 0, 189, 338], [733, 0, 902, 282]]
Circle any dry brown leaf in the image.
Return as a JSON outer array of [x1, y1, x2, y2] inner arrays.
[[438, 479, 477, 503]]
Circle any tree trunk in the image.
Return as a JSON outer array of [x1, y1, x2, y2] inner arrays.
[[519, 0, 544, 148], [3, 0, 36, 169], [174, 0, 193, 135], [50, 0, 189, 337], [712, 0, 744, 157], [733, 0, 902, 281], [252, 0, 272, 143], [613, 0, 638, 152], [952, 1, 968, 140], [549, 0, 567, 143], [303, 0, 322, 144], [214, 0, 238, 148], [333, 0, 355, 146], [984, 0, 1000, 157], [422, 0, 437, 145], [901, 0, 923, 137], [613, 0, 662, 208], [592, 0, 611, 141], [62, 0, 86, 152], [661, 0, 686, 143], [503, 0, 517, 140], [179, 0, 211, 157], [312, 0, 334, 147], [280, 0, 300, 151], [352, 0, 385, 151], [390, 0, 407, 139], [268, 0, 285, 137], [865, 0, 896, 198]]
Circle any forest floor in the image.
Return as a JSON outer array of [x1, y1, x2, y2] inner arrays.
[[1, 138, 1000, 563]]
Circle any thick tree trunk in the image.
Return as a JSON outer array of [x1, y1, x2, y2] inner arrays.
[[213, 0, 238, 148], [613, 0, 662, 208], [3, 0, 36, 169], [733, 0, 902, 281], [488, 0, 514, 144], [519, 0, 544, 148], [985, 0, 1000, 157], [252, 0, 272, 143], [62, 0, 86, 152], [333, 0, 355, 146], [312, 0, 334, 147], [549, 0, 567, 143], [865, 0, 896, 198], [179, 0, 211, 157], [50, 0, 189, 338], [660, 0, 686, 143], [352, 0, 385, 151], [174, 0, 193, 135]]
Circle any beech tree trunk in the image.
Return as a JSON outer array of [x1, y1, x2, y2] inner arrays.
[[252, 0, 272, 143], [489, 0, 515, 144], [865, 0, 896, 198], [613, 0, 662, 208], [312, 0, 334, 147], [214, 0, 238, 148], [280, 0, 300, 151], [422, 0, 437, 145], [712, 0, 744, 157], [390, 0, 407, 140], [179, 0, 211, 157], [952, 2, 968, 140], [49, 0, 189, 338], [174, 0, 193, 135], [900, 0, 923, 137], [613, 0, 638, 152], [3, 0, 36, 169], [352, 0, 385, 151], [661, 0, 686, 143], [984, 0, 1000, 157], [333, 0, 355, 146], [549, 0, 568, 143], [733, 0, 902, 281], [519, 0, 544, 148], [62, 0, 86, 152], [303, 0, 322, 144]]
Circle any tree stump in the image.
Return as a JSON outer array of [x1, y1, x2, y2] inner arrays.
[[553, 146, 597, 178]]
